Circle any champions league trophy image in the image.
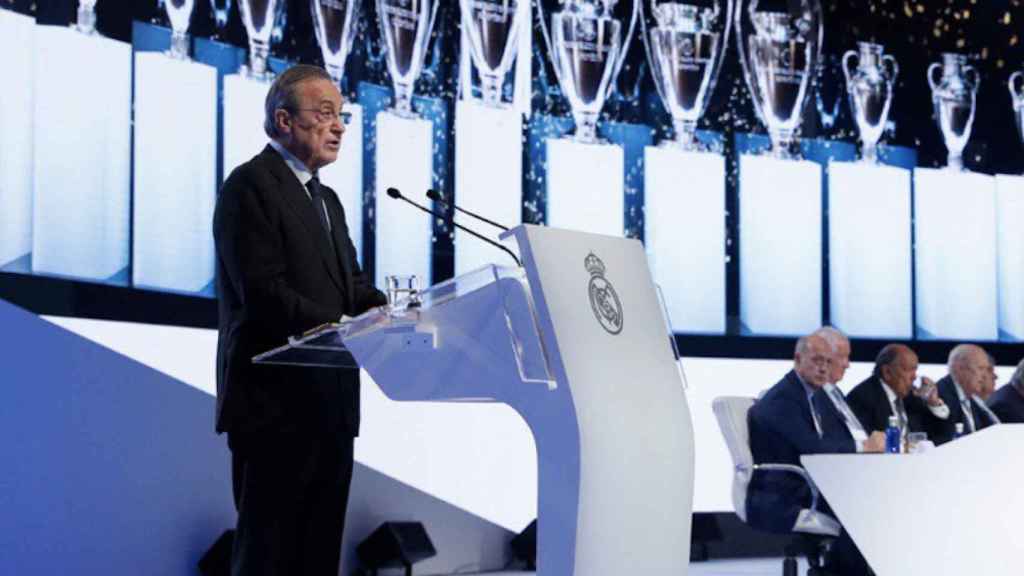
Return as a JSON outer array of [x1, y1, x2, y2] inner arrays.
[[735, 0, 822, 157], [165, 0, 195, 59], [538, 0, 638, 144], [927, 53, 978, 171], [212, 0, 233, 29], [312, 0, 361, 87], [1010, 70, 1024, 146], [842, 41, 897, 163], [459, 0, 523, 107], [377, 0, 440, 117], [239, 0, 279, 79], [76, 0, 98, 35], [643, 0, 731, 149]]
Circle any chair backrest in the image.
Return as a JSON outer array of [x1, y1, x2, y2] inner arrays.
[[712, 396, 756, 522]]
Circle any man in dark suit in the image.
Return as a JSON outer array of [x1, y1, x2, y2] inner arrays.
[[213, 65, 387, 576], [846, 344, 950, 442], [747, 333, 885, 575], [988, 359, 1024, 423], [933, 344, 999, 444]]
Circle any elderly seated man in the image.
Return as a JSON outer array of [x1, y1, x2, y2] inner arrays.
[[988, 359, 1024, 423], [934, 344, 1000, 443], [747, 333, 885, 575], [846, 344, 950, 443]]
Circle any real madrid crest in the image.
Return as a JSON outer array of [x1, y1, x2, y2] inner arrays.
[[585, 252, 623, 335]]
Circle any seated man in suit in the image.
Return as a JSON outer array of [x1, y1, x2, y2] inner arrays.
[[748, 333, 885, 575], [934, 344, 1000, 443], [846, 344, 949, 443], [988, 359, 1024, 423], [814, 327, 870, 445]]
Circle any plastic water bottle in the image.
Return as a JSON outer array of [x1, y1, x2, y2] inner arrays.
[[953, 422, 965, 440], [886, 415, 901, 453]]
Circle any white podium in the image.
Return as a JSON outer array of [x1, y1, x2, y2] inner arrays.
[[644, 148, 726, 334], [0, 9, 34, 268], [374, 111, 433, 287], [454, 101, 523, 275], [319, 104, 365, 264], [739, 155, 822, 335], [132, 52, 217, 293], [263, 225, 694, 575], [32, 26, 131, 281], [546, 139, 624, 237], [913, 168, 998, 340], [828, 162, 912, 338], [223, 74, 270, 177], [995, 175, 1024, 340], [803, 426, 1024, 576]]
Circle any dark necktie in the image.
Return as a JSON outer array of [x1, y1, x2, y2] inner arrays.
[[305, 176, 334, 247], [894, 397, 908, 433]]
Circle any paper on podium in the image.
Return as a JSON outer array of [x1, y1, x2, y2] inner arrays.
[[913, 168, 998, 340], [739, 155, 821, 335], [375, 111, 433, 287], [455, 101, 523, 275], [546, 138, 624, 236], [0, 9, 34, 268], [644, 147, 726, 334], [319, 103, 365, 264], [132, 52, 217, 293], [32, 26, 130, 281], [996, 174, 1024, 340], [223, 74, 270, 177], [828, 161, 912, 338]]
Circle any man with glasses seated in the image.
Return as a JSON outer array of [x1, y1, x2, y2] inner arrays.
[[747, 333, 886, 575], [213, 65, 386, 576]]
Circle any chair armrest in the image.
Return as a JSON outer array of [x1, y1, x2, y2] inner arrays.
[[738, 463, 823, 512]]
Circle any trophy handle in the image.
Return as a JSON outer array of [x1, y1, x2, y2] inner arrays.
[[963, 65, 980, 93], [1011, 71, 1024, 101], [882, 54, 899, 82], [926, 62, 942, 93], [841, 49, 857, 89]]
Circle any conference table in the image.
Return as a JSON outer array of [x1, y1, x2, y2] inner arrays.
[[802, 425, 1024, 576]]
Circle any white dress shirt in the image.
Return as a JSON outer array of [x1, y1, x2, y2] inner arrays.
[[269, 139, 332, 231]]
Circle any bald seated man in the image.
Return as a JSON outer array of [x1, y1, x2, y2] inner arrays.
[[845, 344, 949, 442], [987, 359, 1024, 423], [934, 344, 1000, 444]]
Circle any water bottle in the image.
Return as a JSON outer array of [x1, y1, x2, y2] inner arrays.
[[886, 415, 901, 453], [953, 422, 965, 440]]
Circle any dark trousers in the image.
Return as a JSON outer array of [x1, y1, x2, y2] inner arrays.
[[229, 430, 354, 576]]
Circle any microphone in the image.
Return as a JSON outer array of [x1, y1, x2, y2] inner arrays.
[[426, 189, 510, 232], [386, 188, 521, 267]]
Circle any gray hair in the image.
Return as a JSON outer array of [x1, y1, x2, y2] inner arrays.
[[264, 65, 334, 139], [814, 325, 848, 352], [1011, 359, 1024, 391], [947, 343, 980, 373]]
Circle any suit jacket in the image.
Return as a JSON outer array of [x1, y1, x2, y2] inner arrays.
[[933, 375, 997, 444], [988, 384, 1024, 424], [213, 145, 386, 439], [746, 370, 857, 533], [845, 375, 946, 438]]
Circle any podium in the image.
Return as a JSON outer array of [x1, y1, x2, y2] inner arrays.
[[802, 425, 1024, 576], [256, 225, 695, 576]]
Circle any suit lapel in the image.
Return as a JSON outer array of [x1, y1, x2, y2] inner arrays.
[[259, 146, 345, 292], [323, 192, 355, 311]]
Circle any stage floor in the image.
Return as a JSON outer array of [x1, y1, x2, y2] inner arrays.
[[462, 557, 807, 575]]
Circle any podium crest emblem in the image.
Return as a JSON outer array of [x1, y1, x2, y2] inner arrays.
[[585, 253, 623, 335]]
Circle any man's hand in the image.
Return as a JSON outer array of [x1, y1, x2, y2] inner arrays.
[[862, 431, 887, 453], [920, 376, 944, 406]]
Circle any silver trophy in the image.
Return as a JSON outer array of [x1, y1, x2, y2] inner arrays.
[[735, 0, 822, 157], [842, 41, 897, 163], [76, 0, 98, 35], [212, 0, 233, 29], [536, 0, 639, 144], [377, 0, 440, 117], [643, 0, 732, 149], [927, 53, 978, 171], [459, 0, 523, 107], [1010, 70, 1023, 146], [239, 0, 280, 79], [165, 0, 195, 59], [312, 0, 361, 87]]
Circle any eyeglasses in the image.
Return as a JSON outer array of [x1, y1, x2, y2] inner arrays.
[[286, 107, 353, 126]]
